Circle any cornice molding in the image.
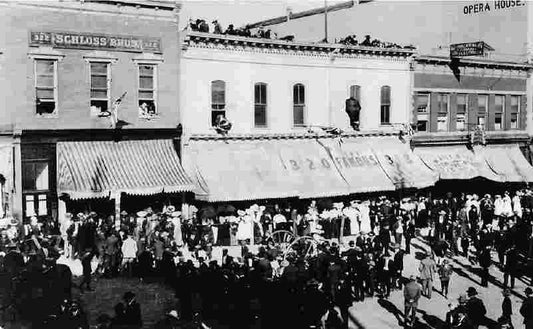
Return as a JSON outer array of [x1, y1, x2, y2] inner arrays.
[[183, 32, 415, 61], [186, 130, 401, 142]]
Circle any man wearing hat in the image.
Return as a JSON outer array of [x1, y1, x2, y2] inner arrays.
[[122, 291, 142, 327], [466, 287, 486, 329], [446, 294, 471, 328], [499, 288, 513, 327], [403, 275, 422, 327], [418, 252, 437, 299], [521, 287, 533, 328]]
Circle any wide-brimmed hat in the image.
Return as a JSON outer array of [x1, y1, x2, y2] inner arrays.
[[466, 287, 478, 296], [280, 260, 289, 267], [167, 310, 179, 319], [120, 211, 128, 216], [237, 210, 246, 217], [166, 205, 176, 213], [136, 211, 148, 218], [250, 204, 260, 212]]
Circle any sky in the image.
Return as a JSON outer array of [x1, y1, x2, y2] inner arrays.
[[179, 0, 347, 29]]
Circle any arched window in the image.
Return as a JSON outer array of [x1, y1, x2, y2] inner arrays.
[[293, 83, 305, 126], [380, 86, 391, 124], [349, 85, 361, 101], [211, 80, 226, 126], [254, 82, 267, 127]]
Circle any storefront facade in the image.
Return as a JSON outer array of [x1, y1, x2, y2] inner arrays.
[[180, 31, 439, 203], [411, 56, 533, 189], [0, 1, 194, 223]]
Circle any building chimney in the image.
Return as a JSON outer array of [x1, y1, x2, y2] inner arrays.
[[286, 6, 292, 21]]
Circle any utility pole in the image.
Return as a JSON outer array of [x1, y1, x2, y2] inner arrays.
[[324, 0, 328, 42]]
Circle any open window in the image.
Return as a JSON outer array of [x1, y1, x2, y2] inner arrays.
[[138, 64, 158, 118], [211, 80, 226, 126], [35, 59, 57, 116]]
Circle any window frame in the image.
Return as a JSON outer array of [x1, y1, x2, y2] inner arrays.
[[456, 94, 468, 131], [293, 83, 306, 127], [477, 94, 488, 128], [34, 58, 58, 117], [510, 95, 520, 130], [254, 82, 268, 128], [415, 92, 429, 132], [89, 61, 112, 116], [436, 93, 449, 132], [211, 80, 226, 126], [380, 85, 391, 125], [137, 63, 158, 117], [494, 94, 505, 131], [349, 85, 361, 102]]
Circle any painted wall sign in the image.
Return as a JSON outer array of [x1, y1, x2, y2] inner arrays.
[[463, 1, 526, 15], [29, 31, 162, 53]]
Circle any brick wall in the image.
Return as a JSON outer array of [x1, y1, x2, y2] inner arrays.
[[0, 3, 180, 131]]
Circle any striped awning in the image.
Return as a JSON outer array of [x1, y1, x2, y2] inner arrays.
[[57, 139, 195, 200]]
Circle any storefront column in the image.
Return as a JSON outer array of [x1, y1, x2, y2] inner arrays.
[[57, 197, 67, 226], [12, 135, 22, 221], [112, 191, 121, 219]]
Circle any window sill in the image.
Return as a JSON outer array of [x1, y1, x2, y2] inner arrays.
[[139, 113, 160, 120], [35, 113, 58, 119]]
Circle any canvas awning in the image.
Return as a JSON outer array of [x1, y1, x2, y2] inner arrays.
[[183, 138, 352, 202], [318, 137, 396, 194], [414, 145, 500, 181], [57, 140, 195, 200], [476, 144, 533, 183], [368, 137, 438, 189]]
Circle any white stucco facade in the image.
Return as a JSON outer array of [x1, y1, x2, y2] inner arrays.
[[180, 32, 414, 136]]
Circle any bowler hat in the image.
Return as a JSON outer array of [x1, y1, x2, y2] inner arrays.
[[525, 287, 533, 295], [466, 287, 478, 296], [123, 291, 135, 300]]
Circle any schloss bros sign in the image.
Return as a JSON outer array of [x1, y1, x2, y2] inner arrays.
[[29, 31, 162, 53]]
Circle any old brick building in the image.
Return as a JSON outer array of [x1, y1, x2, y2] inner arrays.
[[0, 0, 193, 223]]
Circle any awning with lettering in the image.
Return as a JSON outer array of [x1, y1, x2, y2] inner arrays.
[[318, 137, 397, 194], [182, 138, 351, 202], [413, 145, 500, 181], [57, 140, 195, 200], [369, 137, 438, 189], [476, 144, 533, 182]]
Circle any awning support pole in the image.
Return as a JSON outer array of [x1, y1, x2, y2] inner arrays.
[[113, 191, 121, 220]]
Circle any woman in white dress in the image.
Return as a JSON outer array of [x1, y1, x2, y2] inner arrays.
[[170, 211, 183, 247], [359, 201, 372, 234], [236, 210, 253, 244]]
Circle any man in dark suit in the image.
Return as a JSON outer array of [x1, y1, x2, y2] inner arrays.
[[79, 248, 94, 293], [122, 291, 142, 328], [503, 246, 518, 288], [521, 287, 533, 329], [466, 287, 487, 329]]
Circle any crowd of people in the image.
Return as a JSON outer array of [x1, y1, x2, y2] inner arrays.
[[2, 188, 533, 327], [187, 18, 418, 49]]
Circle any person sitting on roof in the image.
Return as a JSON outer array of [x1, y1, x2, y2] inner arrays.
[[198, 19, 209, 33], [224, 24, 237, 35], [212, 20, 222, 34], [361, 35, 372, 46]]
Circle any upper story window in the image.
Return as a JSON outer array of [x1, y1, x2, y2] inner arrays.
[[293, 83, 305, 127], [510, 95, 520, 129], [380, 86, 391, 125], [437, 93, 449, 132], [494, 95, 505, 131], [349, 85, 361, 102], [138, 64, 157, 117], [35, 59, 57, 116], [456, 94, 467, 131], [211, 80, 226, 126], [254, 82, 267, 128], [415, 92, 429, 132], [477, 94, 488, 127], [90, 62, 110, 115]]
